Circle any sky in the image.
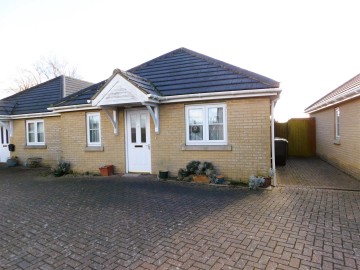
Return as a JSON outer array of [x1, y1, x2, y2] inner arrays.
[[0, 0, 359, 121]]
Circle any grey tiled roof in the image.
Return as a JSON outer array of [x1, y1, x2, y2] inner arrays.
[[1, 76, 92, 115], [305, 73, 360, 113], [128, 47, 280, 96], [3, 48, 281, 113], [118, 70, 161, 96], [0, 101, 16, 115], [54, 80, 106, 107], [54, 69, 160, 107], [64, 77, 93, 97]]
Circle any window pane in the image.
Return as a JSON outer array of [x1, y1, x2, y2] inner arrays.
[[209, 125, 224, 140], [28, 133, 35, 143], [28, 123, 35, 132], [1, 127, 3, 144], [90, 130, 99, 143], [37, 122, 44, 133], [37, 132, 44, 142], [208, 107, 223, 124], [189, 125, 203, 140], [189, 109, 203, 125], [140, 114, 146, 143], [89, 115, 99, 129], [130, 114, 136, 143]]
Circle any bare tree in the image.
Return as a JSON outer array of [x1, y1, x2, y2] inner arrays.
[[9, 56, 80, 93]]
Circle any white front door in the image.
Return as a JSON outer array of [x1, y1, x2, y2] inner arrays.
[[126, 110, 151, 173], [0, 126, 10, 162]]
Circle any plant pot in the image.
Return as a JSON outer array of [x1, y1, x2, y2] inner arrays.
[[158, 170, 169, 180], [215, 175, 225, 184], [261, 177, 272, 188], [193, 175, 209, 183], [99, 165, 114, 176], [6, 159, 18, 167]]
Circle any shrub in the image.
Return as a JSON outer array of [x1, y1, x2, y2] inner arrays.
[[53, 161, 71, 177], [249, 175, 265, 190]]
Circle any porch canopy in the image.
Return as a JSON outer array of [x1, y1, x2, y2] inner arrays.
[[90, 69, 160, 135]]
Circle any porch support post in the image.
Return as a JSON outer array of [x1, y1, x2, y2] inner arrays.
[[146, 105, 160, 134], [103, 108, 119, 135]]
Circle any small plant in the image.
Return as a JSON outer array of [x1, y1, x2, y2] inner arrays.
[[178, 161, 217, 182], [186, 161, 201, 175], [268, 168, 274, 178], [249, 175, 265, 190], [53, 161, 71, 177]]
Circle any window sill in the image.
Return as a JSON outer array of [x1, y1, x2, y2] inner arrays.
[[84, 146, 104, 152], [333, 139, 341, 145], [181, 144, 232, 151], [25, 145, 47, 149]]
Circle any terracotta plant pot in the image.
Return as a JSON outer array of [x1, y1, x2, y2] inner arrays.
[[261, 177, 272, 188], [193, 175, 209, 183], [99, 165, 114, 176]]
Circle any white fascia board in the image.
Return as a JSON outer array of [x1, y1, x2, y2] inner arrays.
[[151, 88, 281, 104], [5, 112, 60, 120], [305, 91, 360, 114], [92, 74, 149, 106], [48, 104, 98, 113]]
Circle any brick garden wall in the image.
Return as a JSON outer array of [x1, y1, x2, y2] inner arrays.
[[311, 98, 360, 180]]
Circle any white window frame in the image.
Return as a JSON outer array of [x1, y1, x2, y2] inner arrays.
[[26, 119, 45, 146], [185, 103, 227, 146], [335, 107, 340, 139], [87, 112, 101, 146]]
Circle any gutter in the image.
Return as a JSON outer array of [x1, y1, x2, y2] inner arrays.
[[48, 104, 100, 113], [9, 112, 60, 120], [147, 88, 282, 103], [271, 97, 279, 187], [305, 88, 360, 113]]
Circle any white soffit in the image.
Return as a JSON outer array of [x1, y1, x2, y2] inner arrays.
[[92, 74, 149, 106]]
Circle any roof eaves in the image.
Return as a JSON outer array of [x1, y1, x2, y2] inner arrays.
[[305, 73, 360, 113]]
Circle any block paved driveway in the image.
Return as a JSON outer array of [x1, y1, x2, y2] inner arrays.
[[0, 166, 360, 269], [277, 157, 360, 191]]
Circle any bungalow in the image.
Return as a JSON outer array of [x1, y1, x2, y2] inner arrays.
[[0, 48, 281, 182], [305, 73, 360, 180]]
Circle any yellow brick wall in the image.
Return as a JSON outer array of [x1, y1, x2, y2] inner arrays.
[[10, 98, 272, 180], [60, 110, 126, 174], [311, 98, 360, 180], [151, 98, 271, 181], [10, 116, 61, 167]]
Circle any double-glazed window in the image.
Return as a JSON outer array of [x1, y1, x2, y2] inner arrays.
[[335, 107, 340, 139], [185, 104, 227, 145], [87, 112, 101, 146], [26, 120, 45, 145]]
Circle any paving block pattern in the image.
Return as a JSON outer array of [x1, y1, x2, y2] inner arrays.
[[277, 157, 360, 190], [0, 167, 360, 269]]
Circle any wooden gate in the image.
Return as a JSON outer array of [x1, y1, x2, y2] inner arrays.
[[275, 118, 316, 157]]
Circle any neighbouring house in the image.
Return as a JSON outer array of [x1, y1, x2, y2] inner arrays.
[[305, 73, 360, 180], [0, 48, 281, 181]]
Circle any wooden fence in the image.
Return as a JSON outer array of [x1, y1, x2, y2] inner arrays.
[[275, 118, 316, 157]]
